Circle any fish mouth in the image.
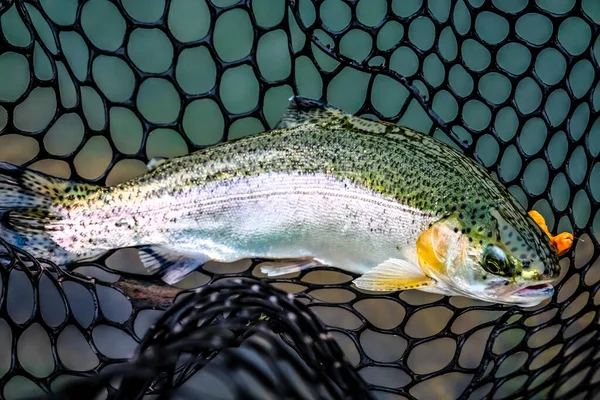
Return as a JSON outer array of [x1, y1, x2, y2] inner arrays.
[[477, 282, 554, 307], [502, 283, 554, 307], [511, 283, 554, 297]]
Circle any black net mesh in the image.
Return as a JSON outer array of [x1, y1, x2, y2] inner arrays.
[[0, 0, 598, 399]]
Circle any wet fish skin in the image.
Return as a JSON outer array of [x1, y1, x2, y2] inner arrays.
[[0, 96, 563, 306]]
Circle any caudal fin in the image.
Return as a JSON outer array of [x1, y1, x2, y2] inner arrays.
[[0, 161, 97, 263]]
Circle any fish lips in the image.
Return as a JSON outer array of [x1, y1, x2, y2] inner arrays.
[[480, 281, 555, 307], [511, 283, 554, 297], [503, 283, 555, 307]]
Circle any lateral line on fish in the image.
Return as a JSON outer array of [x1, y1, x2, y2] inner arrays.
[[74, 175, 432, 222], [193, 188, 424, 211]]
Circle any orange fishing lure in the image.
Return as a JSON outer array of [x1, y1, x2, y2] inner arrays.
[[528, 210, 573, 256]]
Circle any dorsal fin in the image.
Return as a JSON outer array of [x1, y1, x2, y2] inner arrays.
[[146, 157, 168, 172], [275, 96, 345, 129], [276, 96, 395, 135]]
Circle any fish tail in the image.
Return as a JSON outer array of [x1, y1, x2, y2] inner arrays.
[[0, 161, 97, 263]]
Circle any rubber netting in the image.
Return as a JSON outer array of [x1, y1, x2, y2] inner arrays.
[[0, 0, 598, 399]]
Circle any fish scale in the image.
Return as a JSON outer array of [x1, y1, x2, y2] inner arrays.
[[0, 96, 563, 305]]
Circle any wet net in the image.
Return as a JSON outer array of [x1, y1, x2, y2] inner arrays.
[[0, 0, 598, 399]]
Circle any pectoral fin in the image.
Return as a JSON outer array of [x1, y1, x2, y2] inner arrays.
[[397, 244, 420, 266], [352, 258, 435, 292], [137, 245, 212, 285]]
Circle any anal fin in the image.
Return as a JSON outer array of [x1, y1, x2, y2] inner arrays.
[[259, 257, 323, 277], [352, 258, 435, 292], [137, 245, 212, 285]]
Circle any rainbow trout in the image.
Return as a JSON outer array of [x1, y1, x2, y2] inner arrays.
[[0, 97, 571, 306]]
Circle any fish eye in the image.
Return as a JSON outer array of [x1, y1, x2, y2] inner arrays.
[[482, 245, 510, 276]]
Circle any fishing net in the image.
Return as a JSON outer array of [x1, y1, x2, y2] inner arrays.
[[0, 0, 598, 399]]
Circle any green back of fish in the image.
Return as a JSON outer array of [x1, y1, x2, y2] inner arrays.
[[128, 99, 505, 216]]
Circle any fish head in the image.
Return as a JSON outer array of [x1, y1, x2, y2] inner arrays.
[[416, 208, 561, 307]]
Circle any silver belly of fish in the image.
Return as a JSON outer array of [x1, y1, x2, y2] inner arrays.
[[148, 172, 435, 276]]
